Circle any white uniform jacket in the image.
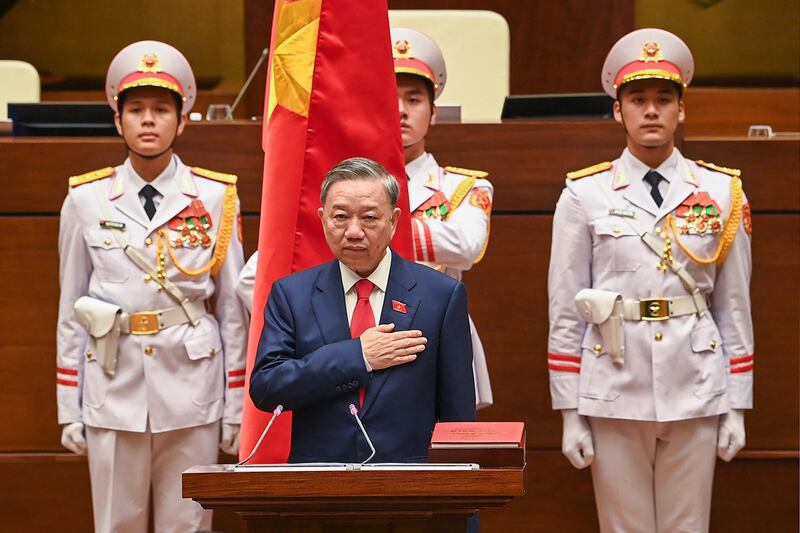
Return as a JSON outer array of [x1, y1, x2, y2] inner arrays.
[[547, 148, 754, 422], [56, 157, 248, 433], [407, 152, 494, 408]]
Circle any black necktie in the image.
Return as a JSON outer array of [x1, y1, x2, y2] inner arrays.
[[140, 184, 159, 220], [643, 170, 664, 207]]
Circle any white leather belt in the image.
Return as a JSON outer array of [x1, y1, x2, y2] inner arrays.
[[120, 300, 208, 335], [622, 295, 707, 321]]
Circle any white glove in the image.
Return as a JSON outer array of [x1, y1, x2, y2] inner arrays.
[[220, 423, 241, 455], [717, 409, 746, 462], [61, 422, 87, 455], [561, 409, 594, 469]]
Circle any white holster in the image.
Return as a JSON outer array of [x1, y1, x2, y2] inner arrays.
[[575, 289, 625, 366], [74, 296, 122, 376]]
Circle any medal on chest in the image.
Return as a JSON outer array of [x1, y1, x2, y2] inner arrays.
[[413, 191, 451, 221], [674, 191, 723, 235], [168, 199, 214, 248]]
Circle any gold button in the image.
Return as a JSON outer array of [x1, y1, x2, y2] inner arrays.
[[103, 239, 111, 246], [145, 237, 153, 246], [209, 348, 217, 357], [612, 227, 621, 234], [710, 340, 717, 349], [656, 226, 663, 235], [86, 350, 93, 359], [144, 274, 151, 282], [655, 332, 663, 341], [144, 345, 153, 356], [594, 344, 602, 353]]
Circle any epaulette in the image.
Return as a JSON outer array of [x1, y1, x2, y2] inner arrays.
[[567, 161, 612, 180], [191, 167, 238, 185], [695, 160, 741, 177], [444, 166, 489, 179], [68, 167, 115, 188]]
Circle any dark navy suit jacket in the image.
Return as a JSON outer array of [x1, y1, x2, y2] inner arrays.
[[250, 250, 476, 463]]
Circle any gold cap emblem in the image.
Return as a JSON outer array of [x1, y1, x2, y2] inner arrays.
[[393, 39, 413, 59], [640, 42, 664, 62], [138, 53, 163, 73]]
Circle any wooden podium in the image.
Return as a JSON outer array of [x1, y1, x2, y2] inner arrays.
[[183, 464, 525, 532]]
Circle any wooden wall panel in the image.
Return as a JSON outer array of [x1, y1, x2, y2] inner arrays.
[[684, 88, 800, 137]]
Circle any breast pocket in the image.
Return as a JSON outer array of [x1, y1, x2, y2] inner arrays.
[[592, 218, 641, 272], [84, 230, 129, 283]]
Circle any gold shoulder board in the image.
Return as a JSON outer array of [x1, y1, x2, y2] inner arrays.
[[68, 167, 115, 188], [444, 166, 489, 179], [191, 167, 238, 185], [695, 160, 741, 177], [567, 161, 612, 180]]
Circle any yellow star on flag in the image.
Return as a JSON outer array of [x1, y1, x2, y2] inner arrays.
[[267, 0, 322, 120]]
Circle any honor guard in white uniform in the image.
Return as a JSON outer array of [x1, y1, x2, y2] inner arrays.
[[547, 29, 753, 532], [56, 41, 248, 533], [392, 28, 494, 408]]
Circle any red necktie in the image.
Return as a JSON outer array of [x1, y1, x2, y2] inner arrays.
[[350, 279, 375, 407]]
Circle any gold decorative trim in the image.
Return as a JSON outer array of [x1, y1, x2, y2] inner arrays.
[[444, 166, 489, 179], [119, 77, 184, 98], [695, 160, 741, 177], [615, 70, 684, 89], [668, 175, 743, 266], [394, 66, 437, 87], [567, 161, 612, 180], [69, 167, 115, 187], [191, 167, 238, 185]]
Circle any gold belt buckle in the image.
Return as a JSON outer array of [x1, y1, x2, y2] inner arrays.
[[129, 312, 160, 335], [640, 298, 670, 321]]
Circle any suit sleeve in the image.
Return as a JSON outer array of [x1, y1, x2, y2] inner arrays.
[[414, 182, 493, 270], [436, 281, 476, 421], [249, 280, 370, 411], [212, 195, 249, 425], [711, 191, 754, 409], [56, 193, 91, 425], [547, 182, 592, 410]]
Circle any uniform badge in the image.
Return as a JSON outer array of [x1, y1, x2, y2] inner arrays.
[[414, 191, 451, 221], [468, 189, 492, 214], [743, 202, 752, 235], [392, 300, 407, 314], [168, 199, 214, 248], [675, 191, 723, 235]]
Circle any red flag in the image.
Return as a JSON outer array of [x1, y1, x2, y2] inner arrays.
[[239, 0, 412, 462]]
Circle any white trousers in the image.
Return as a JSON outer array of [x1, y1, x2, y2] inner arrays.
[[86, 421, 219, 533], [589, 416, 719, 533]]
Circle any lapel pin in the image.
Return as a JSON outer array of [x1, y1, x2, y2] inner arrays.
[[392, 300, 407, 314]]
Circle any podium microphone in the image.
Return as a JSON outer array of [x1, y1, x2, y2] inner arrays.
[[348, 404, 376, 465], [236, 404, 283, 466]]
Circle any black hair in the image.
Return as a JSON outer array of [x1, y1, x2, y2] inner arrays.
[[117, 88, 183, 119]]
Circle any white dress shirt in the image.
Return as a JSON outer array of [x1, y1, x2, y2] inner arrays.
[[339, 248, 393, 371]]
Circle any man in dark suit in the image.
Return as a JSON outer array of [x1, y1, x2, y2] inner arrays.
[[250, 157, 476, 463]]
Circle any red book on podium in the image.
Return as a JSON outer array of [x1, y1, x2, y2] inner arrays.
[[428, 422, 526, 468]]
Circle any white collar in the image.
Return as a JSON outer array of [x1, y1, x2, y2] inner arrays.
[[623, 147, 680, 183], [339, 248, 392, 295], [125, 155, 178, 195]]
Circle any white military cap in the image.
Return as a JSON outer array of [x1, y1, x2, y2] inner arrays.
[[601, 28, 694, 98], [105, 40, 196, 113], [390, 28, 447, 100]]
